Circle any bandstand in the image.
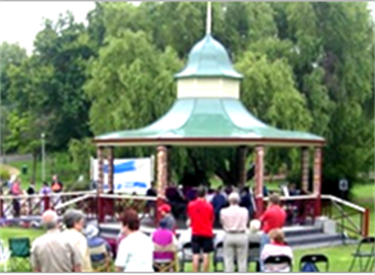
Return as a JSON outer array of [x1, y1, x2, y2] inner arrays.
[[93, 22, 325, 223]]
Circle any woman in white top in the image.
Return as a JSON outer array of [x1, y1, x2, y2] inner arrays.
[[115, 210, 154, 272], [261, 229, 293, 272]]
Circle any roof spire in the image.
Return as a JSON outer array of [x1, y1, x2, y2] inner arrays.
[[206, 1, 212, 35]]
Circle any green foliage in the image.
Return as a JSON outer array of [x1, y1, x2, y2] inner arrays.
[[68, 138, 96, 179], [0, 167, 10, 181], [0, 42, 27, 104]]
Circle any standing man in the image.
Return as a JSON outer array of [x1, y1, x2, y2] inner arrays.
[[62, 209, 92, 272], [259, 194, 286, 268], [31, 210, 82, 272], [51, 175, 63, 207], [220, 192, 249, 272], [51, 175, 63, 193], [187, 186, 214, 272]]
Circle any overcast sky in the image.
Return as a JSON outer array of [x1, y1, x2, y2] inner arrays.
[[0, 1, 374, 55]]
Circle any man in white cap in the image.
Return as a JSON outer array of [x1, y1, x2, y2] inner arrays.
[[85, 224, 112, 263]]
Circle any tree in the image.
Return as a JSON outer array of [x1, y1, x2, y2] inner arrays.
[[0, 42, 27, 104], [7, 12, 95, 151]]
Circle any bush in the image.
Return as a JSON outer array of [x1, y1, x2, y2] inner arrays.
[[0, 167, 10, 181]]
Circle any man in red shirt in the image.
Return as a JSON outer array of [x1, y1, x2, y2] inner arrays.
[[187, 187, 214, 272], [259, 194, 286, 270]]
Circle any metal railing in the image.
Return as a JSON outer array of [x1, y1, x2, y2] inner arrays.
[[321, 194, 370, 238]]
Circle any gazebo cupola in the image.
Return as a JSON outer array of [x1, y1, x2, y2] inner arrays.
[[175, 34, 243, 99]]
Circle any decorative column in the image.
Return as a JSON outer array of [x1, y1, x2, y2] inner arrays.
[[301, 147, 310, 192], [107, 146, 114, 192], [238, 146, 248, 188], [254, 146, 265, 218], [156, 145, 168, 224], [166, 146, 172, 184], [97, 146, 105, 223], [313, 147, 322, 216]]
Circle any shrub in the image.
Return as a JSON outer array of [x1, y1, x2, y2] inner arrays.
[[0, 167, 10, 181]]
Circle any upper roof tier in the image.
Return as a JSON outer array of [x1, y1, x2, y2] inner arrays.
[[174, 34, 243, 80]]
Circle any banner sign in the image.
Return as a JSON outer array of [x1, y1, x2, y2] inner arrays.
[[91, 157, 153, 195]]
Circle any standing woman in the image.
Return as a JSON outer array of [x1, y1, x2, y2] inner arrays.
[[115, 209, 154, 272]]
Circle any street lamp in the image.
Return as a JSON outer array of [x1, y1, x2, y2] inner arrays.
[[41, 133, 46, 182]]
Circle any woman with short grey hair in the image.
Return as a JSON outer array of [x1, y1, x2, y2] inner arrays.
[[62, 210, 92, 272]]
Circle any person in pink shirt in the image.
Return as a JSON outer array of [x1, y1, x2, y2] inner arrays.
[[10, 179, 22, 217]]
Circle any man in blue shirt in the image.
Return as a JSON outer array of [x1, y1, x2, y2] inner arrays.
[[85, 224, 112, 263]]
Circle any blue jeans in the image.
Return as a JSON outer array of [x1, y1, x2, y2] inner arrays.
[[260, 233, 270, 272]]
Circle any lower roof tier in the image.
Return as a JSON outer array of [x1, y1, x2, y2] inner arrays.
[[94, 98, 325, 147]]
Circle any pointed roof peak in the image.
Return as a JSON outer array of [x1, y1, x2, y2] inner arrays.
[[174, 34, 243, 80]]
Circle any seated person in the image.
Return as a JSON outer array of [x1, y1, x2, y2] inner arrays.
[[152, 220, 177, 264], [85, 224, 112, 263], [288, 183, 300, 196], [261, 229, 293, 272], [159, 204, 176, 232]]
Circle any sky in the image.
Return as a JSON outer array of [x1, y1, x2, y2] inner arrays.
[[0, 1, 374, 55]]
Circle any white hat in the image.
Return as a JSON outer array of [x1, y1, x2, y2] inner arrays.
[[85, 224, 99, 239]]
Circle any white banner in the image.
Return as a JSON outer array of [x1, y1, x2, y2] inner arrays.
[[91, 158, 153, 195]]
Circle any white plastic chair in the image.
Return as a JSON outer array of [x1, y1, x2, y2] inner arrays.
[[0, 239, 11, 272]]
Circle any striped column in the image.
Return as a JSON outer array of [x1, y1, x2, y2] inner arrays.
[[238, 146, 248, 188], [156, 146, 168, 197], [156, 146, 168, 224], [301, 147, 310, 192], [107, 146, 114, 192], [254, 146, 264, 218], [97, 146, 105, 223], [97, 146, 104, 194], [313, 147, 322, 216]]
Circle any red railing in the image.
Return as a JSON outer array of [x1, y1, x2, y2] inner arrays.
[[0, 191, 158, 226]]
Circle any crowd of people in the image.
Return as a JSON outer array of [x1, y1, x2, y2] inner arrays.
[[1, 175, 64, 217], [30, 186, 294, 273]]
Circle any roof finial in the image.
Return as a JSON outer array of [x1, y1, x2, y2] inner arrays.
[[206, 1, 212, 35]]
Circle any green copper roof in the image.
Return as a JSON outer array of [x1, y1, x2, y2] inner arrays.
[[95, 98, 324, 145], [174, 34, 243, 80]]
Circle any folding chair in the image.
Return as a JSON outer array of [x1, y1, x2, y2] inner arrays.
[[153, 243, 178, 272], [89, 244, 112, 272], [213, 241, 224, 271], [178, 242, 203, 272], [349, 236, 375, 272], [8, 238, 31, 271], [299, 254, 329, 272], [0, 239, 11, 272], [264, 255, 292, 272], [247, 241, 261, 272]]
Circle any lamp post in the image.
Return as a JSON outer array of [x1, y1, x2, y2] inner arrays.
[[41, 133, 46, 182]]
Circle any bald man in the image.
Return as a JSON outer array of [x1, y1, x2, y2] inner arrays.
[[30, 210, 82, 272]]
